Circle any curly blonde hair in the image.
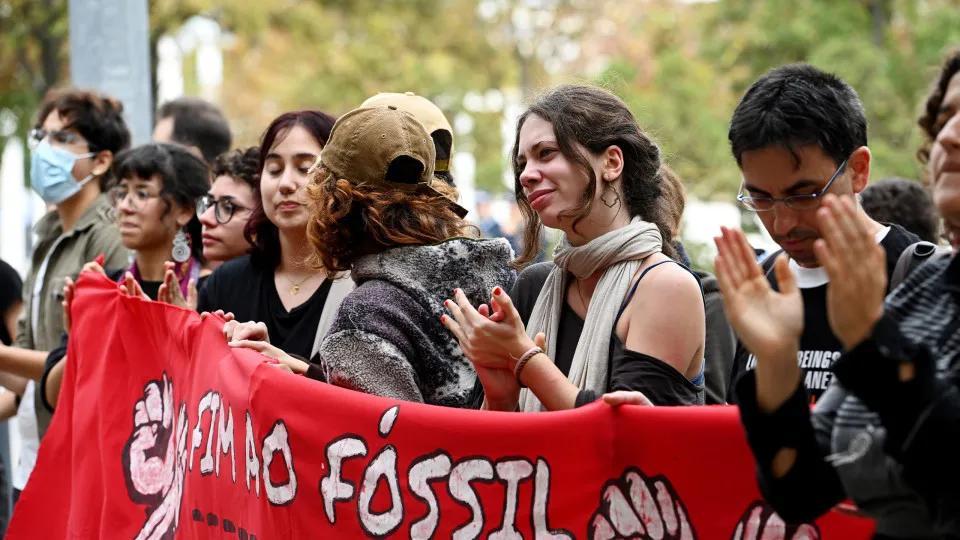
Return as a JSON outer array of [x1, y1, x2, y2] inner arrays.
[[306, 166, 476, 272]]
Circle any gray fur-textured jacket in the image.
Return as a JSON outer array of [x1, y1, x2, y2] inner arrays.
[[319, 238, 517, 408]]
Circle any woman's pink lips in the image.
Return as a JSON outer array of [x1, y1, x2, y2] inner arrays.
[[527, 189, 553, 210]]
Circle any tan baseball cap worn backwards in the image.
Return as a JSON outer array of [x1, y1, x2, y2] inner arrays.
[[320, 106, 468, 217], [361, 92, 454, 172]]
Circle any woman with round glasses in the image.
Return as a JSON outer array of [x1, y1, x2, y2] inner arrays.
[[197, 147, 259, 269], [106, 143, 210, 297]]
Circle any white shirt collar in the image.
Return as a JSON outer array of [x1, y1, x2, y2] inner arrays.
[[787, 226, 891, 289]]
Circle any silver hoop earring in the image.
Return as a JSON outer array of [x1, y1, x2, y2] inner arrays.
[[172, 228, 191, 262]]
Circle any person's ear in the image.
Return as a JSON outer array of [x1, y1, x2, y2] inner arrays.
[[848, 146, 872, 194], [600, 145, 624, 183], [174, 204, 194, 230], [92, 150, 114, 178]]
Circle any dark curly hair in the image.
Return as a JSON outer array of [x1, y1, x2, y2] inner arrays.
[[511, 84, 675, 265], [35, 88, 132, 190], [860, 177, 938, 243], [306, 166, 474, 273], [211, 146, 260, 191], [918, 49, 960, 164]]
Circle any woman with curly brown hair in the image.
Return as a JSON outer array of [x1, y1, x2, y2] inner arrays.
[[196, 147, 260, 268], [918, 49, 960, 165], [250, 105, 516, 408]]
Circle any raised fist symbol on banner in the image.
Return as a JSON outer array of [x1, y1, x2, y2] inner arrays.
[[588, 467, 696, 540], [730, 502, 820, 540], [121, 373, 189, 540]]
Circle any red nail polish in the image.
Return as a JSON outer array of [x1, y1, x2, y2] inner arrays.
[[494, 287, 503, 296], [440, 315, 446, 323]]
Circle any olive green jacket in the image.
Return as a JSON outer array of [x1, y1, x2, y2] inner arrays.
[[15, 195, 127, 439]]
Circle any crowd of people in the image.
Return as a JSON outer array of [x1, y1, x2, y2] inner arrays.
[[0, 47, 958, 537]]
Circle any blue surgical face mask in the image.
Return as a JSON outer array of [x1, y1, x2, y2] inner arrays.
[[30, 139, 96, 205]]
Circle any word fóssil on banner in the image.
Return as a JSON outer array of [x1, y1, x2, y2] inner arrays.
[[8, 275, 873, 539]]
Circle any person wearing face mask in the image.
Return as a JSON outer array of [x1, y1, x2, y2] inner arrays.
[[196, 111, 355, 364], [195, 147, 259, 272], [0, 89, 130, 502], [38, 143, 210, 434]]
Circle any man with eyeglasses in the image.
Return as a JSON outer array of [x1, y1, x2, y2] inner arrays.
[[725, 64, 920, 405]]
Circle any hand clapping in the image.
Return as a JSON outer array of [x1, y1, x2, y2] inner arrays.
[[714, 226, 804, 411], [813, 194, 886, 350]]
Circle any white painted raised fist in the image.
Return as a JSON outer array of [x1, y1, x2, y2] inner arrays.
[[122, 373, 189, 540], [589, 467, 695, 540], [731, 502, 820, 540]]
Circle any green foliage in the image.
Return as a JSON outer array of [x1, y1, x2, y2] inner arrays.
[[595, 0, 960, 201], [2, 0, 959, 201]]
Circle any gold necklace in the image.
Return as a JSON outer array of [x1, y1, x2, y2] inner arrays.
[[285, 273, 313, 295]]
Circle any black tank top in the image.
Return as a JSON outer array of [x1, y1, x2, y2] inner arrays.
[[512, 260, 705, 406]]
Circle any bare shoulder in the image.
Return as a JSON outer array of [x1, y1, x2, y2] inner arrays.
[[635, 257, 701, 295], [626, 257, 703, 319]]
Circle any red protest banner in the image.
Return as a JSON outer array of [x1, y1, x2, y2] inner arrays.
[[7, 274, 874, 539]]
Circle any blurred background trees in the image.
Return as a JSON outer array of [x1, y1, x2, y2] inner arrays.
[[2, 0, 959, 198]]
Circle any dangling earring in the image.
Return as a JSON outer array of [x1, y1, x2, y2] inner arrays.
[[172, 228, 191, 263], [600, 187, 620, 208]]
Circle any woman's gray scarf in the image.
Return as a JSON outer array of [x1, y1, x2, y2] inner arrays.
[[519, 218, 663, 412]]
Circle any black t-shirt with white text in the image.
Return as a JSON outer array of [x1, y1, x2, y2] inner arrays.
[[729, 224, 919, 404]]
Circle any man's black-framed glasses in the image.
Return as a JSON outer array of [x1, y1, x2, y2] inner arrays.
[[737, 159, 848, 212], [196, 195, 249, 224]]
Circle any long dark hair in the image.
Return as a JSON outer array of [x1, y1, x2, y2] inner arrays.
[[113, 143, 210, 263], [511, 84, 674, 265], [243, 110, 337, 269]]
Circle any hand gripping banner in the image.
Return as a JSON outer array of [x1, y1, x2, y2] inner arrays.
[[7, 274, 874, 539]]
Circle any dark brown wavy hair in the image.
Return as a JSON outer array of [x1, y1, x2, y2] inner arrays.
[[655, 165, 686, 239], [918, 49, 960, 165], [511, 84, 676, 265], [305, 166, 476, 273]]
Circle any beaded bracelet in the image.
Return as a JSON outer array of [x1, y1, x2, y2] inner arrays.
[[512, 346, 543, 387]]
